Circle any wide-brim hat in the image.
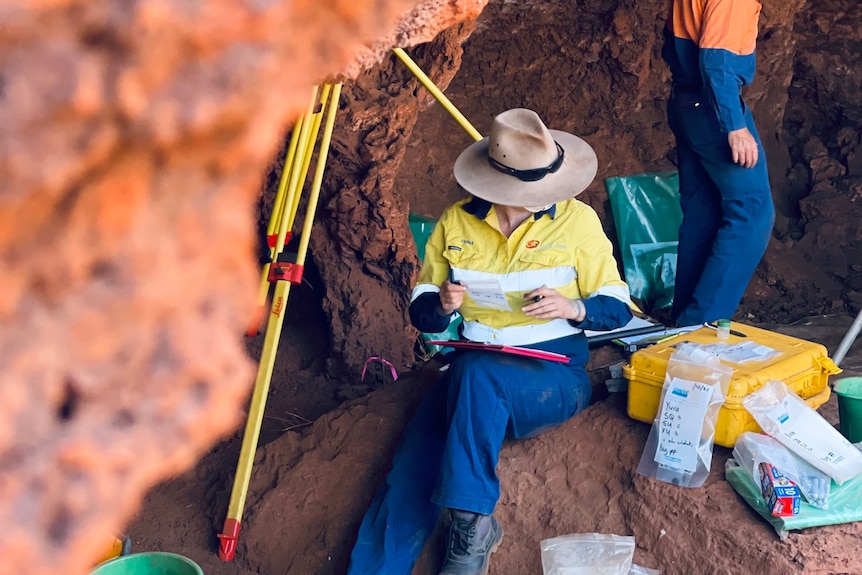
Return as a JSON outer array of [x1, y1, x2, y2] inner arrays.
[[453, 108, 598, 207]]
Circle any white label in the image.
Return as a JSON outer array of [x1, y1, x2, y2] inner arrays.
[[655, 377, 715, 473], [695, 341, 780, 364], [771, 396, 850, 468]]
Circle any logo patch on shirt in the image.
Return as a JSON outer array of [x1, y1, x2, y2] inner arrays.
[[525, 240, 540, 249], [461, 239, 474, 245], [447, 245, 462, 252]]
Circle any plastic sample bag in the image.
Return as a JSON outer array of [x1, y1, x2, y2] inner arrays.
[[605, 172, 682, 310], [726, 457, 862, 539], [742, 380, 862, 484], [637, 343, 732, 487], [541, 533, 635, 575], [733, 431, 831, 509]]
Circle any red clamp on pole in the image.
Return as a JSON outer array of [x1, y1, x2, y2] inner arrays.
[[267, 231, 292, 249], [217, 518, 241, 561], [267, 262, 304, 284]]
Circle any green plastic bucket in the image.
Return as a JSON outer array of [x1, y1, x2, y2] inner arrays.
[[91, 552, 203, 575], [834, 376, 862, 443]]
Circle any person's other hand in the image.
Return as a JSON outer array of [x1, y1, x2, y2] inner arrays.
[[522, 287, 585, 322], [728, 128, 758, 168], [439, 280, 467, 315]]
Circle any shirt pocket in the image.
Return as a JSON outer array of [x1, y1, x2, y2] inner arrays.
[[518, 249, 571, 270], [443, 244, 488, 274]]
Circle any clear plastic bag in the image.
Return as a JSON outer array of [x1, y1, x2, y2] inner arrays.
[[733, 431, 831, 509], [630, 565, 661, 575], [540, 533, 635, 575], [636, 343, 733, 487], [742, 380, 862, 485]]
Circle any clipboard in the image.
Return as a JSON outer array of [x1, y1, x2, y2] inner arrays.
[[424, 340, 570, 363]]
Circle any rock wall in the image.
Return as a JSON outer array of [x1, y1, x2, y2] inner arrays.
[[313, 23, 478, 383]]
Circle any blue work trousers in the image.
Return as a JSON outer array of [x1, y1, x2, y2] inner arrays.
[[667, 92, 775, 325], [347, 350, 591, 575]]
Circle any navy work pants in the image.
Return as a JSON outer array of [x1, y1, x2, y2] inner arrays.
[[347, 350, 591, 575], [667, 91, 775, 325]]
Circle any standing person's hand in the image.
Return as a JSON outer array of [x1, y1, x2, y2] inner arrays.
[[728, 127, 759, 168], [522, 287, 586, 322], [439, 280, 467, 315]]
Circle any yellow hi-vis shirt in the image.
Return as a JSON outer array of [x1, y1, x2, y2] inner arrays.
[[411, 198, 631, 346]]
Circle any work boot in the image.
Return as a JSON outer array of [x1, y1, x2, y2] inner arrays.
[[439, 509, 503, 575]]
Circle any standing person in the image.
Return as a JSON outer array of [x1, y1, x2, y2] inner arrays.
[[663, 0, 775, 326], [347, 109, 633, 575]]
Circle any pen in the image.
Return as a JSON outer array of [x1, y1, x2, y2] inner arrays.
[[449, 269, 462, 285], [529, 284, 547, 303]]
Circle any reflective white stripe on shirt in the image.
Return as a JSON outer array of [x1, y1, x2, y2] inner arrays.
[[461, 318, 581, 346], [588, 284, 632, 305], [411, 283, 441, 302], [451, 265, 577, 292]]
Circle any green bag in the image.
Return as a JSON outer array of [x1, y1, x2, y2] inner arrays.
[[605, 172, 682, 311]]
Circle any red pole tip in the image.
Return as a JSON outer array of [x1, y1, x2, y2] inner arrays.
[[217, 518, 241, 561]]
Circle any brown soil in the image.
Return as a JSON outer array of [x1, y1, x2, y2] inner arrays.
[[127, 316, 862, 575]]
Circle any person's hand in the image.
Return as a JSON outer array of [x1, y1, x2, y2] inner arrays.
[[438, 280, 467, 315], [728, 128, 759, 168], [522, 287, 586, 322]]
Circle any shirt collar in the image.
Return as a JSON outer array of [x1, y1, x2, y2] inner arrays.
[[461, 197, 557, 220]]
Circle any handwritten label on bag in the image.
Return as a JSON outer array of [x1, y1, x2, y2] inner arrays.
[[655, 377, 714, 473]]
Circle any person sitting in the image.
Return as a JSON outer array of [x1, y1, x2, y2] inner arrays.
[[347, 108, 633, 575]]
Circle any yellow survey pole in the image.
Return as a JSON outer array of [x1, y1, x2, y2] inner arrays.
[[269, 117, 303, 242], [292, 88, 341, 269], [286, 84, 332, 232], [218, 82, 343, 561], [247, 117, 304, 336], [392, 47, 482, 142], [247, 86, 331, 336]]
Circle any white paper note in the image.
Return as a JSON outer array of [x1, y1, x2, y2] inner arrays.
[[464, 279, 511, 311], [655, 377, 715, 473]]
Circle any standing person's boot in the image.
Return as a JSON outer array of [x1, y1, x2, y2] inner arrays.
[[439, 509, 503, 575]]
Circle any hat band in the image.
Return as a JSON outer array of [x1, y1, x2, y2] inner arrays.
[[487, 141, 565, 182]]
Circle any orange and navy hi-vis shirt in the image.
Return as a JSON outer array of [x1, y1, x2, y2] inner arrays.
[[663, 0, 762, 132]]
